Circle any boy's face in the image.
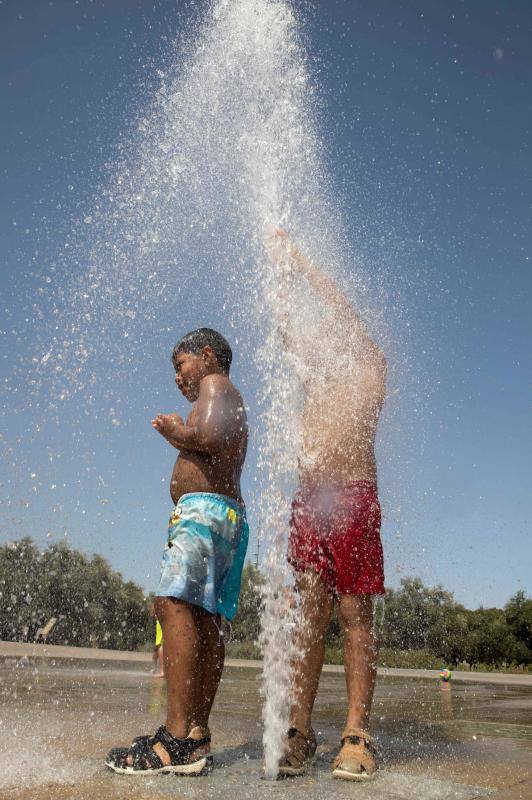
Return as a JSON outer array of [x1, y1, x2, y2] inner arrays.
[[172, 351, 205, 401]]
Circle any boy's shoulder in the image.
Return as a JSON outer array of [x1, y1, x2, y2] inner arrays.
[[201, 372, 239, 395]]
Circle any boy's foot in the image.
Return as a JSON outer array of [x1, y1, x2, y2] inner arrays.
[[185, 725, 212, 764], [105, 725, 211, 776], [277, 727, 317, 777], [332, 727, 377, 781]]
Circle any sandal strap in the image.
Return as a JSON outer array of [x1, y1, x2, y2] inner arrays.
[[341, 728, 378, 758], [120, 737, 163, 771], [334, 730, 377, 775], [281, 727, 317, 769], [287, 728, 302, 739], [287, 727, 316, 748], [132, 739, 163, 770], [189, 724, 211, 743], [154, 726, 209, 763], [341, 728, 377, 752], [341, 735, 377, 757]]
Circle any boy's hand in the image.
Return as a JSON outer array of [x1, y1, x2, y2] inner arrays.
[[264, 227, 308, 281], [265, 227, 293, 267], [151, 413, 185, 439]]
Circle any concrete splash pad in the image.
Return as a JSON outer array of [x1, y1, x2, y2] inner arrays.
[[0, 750, 495, 800], [106, 756, 494, 800], [1, 650, 531, 800], [13, 759, 494, 800]]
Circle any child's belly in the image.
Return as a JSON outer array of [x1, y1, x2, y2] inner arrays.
[[169, 452, 242, 505], [169, 454, 215, 504]]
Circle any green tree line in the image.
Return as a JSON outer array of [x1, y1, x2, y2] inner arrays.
[[1, 540, 530, 670], [0, 538, 151, 650], [230, 568, 532, 670]]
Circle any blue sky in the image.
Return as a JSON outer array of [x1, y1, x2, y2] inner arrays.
[[1, 0, 531, 609]]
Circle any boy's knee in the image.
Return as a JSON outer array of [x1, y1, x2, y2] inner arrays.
[[338, 595, 373, 632], [338, 606, 356, 631]]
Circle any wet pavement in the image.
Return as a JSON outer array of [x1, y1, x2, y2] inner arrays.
[[0, 655, 531, 800]]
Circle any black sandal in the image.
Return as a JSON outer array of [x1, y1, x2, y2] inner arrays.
[[105, 725, 210, 776], [107, 734, 151, 765]]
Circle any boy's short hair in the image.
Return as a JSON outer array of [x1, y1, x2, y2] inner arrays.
[[172, 328, 232, 373]]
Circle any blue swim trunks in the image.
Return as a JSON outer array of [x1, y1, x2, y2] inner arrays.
[[157, 492, 249, 621]]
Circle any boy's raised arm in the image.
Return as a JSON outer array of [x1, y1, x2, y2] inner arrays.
[[266, 228, 386, 369]]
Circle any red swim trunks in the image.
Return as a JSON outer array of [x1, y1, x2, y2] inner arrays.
[[288, 480, 385, 595]]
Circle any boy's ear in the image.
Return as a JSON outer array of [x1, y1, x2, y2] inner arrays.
[[202, 345, 215, 363]]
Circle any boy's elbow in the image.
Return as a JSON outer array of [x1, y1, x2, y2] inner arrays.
[[197, 431, 225, 455], [197, 438, 218, 455]]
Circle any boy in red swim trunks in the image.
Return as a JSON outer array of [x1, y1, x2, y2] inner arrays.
[[266, 230, 386, 782]]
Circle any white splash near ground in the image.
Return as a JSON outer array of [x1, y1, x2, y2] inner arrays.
[[0, 708, 98, 790]]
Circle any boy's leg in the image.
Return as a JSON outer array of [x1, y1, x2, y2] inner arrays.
[[121, 596, 205, 769], [193, 608, 225, 729], [338, 594, 377, 731], [290, 570, 334, 734], [155, 597, 200, 742]]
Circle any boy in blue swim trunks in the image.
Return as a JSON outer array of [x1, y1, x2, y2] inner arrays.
[[106, 328, 248, 776]]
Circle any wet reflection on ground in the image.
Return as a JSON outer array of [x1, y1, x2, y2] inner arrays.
[[1, 657, 530, 799]]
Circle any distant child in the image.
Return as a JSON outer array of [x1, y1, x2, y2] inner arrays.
[[106, 328, 248, 776]]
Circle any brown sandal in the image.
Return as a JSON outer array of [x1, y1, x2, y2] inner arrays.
[[332, 727, 378, 781], [277, 727, 317, 777]]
